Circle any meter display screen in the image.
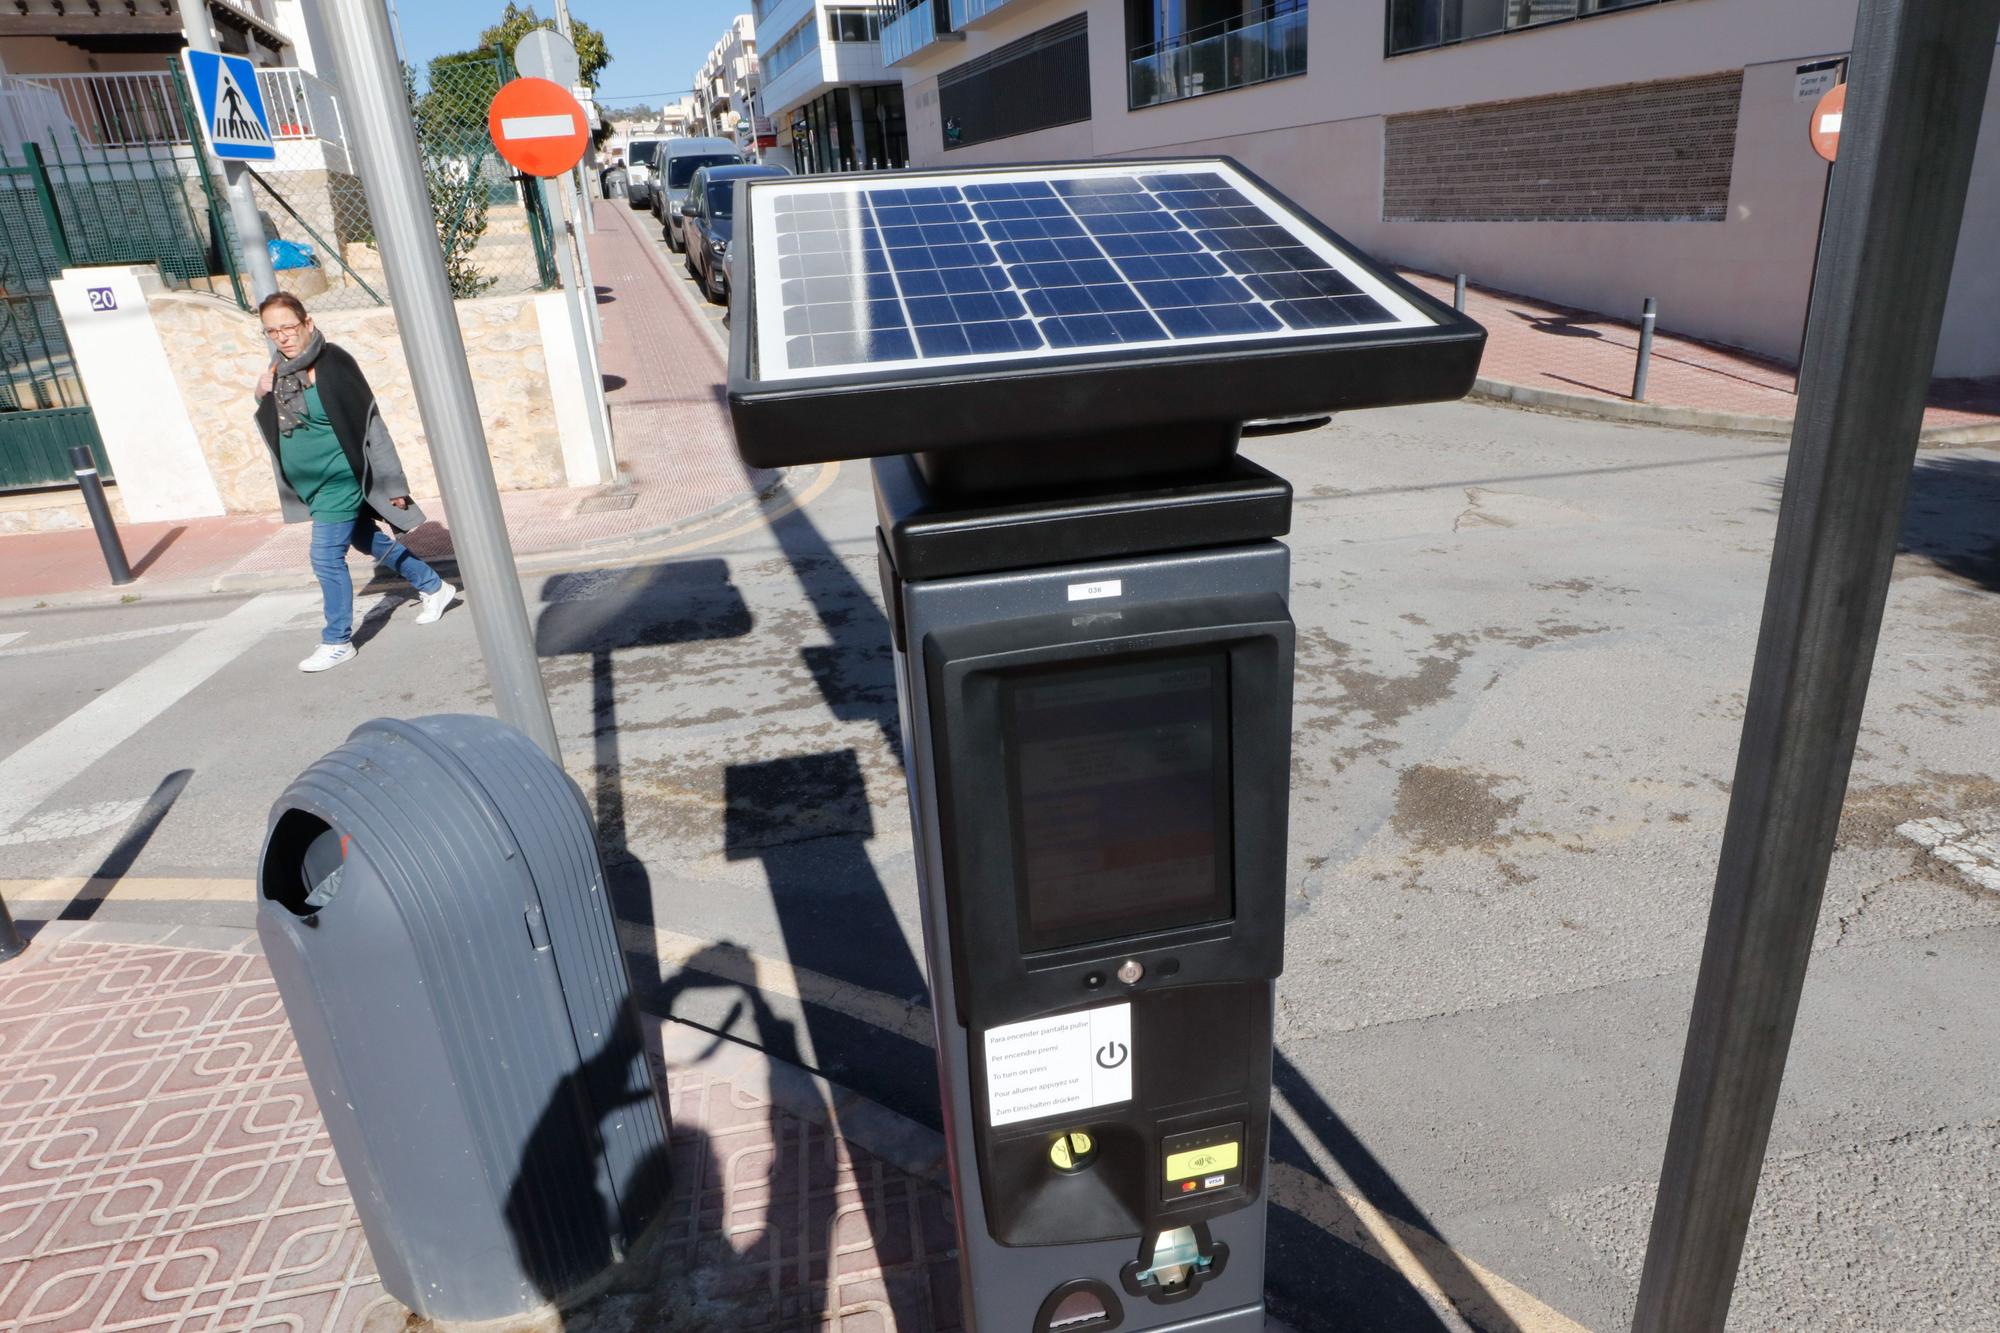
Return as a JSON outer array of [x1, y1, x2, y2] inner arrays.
[[1003, 654, 1233, 952]]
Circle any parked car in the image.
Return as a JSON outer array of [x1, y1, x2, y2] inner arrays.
[[623, 136, 666, 210], [683, 163, 789, 304], [656, 137, 744, 250]]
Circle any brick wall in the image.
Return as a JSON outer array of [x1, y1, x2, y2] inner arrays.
[[1383, 71, 1744, 223]]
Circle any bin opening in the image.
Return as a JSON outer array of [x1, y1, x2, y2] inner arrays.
[[264, 809, 348, 918]]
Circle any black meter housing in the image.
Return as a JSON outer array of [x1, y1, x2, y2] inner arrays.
[[725, 157, 1484, 1333]]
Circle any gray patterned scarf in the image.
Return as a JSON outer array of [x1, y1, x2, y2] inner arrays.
[[272, 328, 327, 437]]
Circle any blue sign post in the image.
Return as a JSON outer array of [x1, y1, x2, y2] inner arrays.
[[182, 50, 276, 162]]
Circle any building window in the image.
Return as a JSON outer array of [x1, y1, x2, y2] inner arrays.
[[790, 83, 907, 173], [827, 7, 885, 41], [1387, 0, 1676, 57], [1127, 1, 1307, 110], [765, 16, 821, 79], [939, 15, 1090, 149]]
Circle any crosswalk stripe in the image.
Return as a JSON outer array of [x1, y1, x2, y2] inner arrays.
[[0, 590, 317, 834], [0, 620, 222, 659]]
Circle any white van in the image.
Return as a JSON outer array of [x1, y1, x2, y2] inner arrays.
[[623, 136, 668, 211]]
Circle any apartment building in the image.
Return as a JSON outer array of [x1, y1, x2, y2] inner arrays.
[[874, 0, 2000, 375], [755, 0, 909, 173], [692, 15, 762, 150]]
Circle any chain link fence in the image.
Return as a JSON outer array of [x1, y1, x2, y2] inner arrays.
[[252, 53, 557, 310]]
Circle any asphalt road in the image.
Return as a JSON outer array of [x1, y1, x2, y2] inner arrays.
[[4, 292, 1998, 1327]]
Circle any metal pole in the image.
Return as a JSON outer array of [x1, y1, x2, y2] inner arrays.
[[1453, 273, 1466, 313], [70, 446, 133, 585], [180, 7, 280, 303], [1631, 4, 2000, 1330], [1631, 296, 1657, 401], [320, 0, 562, 763], [541, 176, 617, 483], [0, 892, 23, 962]]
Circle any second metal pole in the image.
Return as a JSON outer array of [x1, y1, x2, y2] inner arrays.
[[320, 0, 561, 763], [1631, 1, 2000, 1328], [179, 7, 279, 303], [540, 177, 617, 484]]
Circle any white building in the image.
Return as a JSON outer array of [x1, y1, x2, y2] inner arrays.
[[692, 15, 765, 154], [754, 0, 908, 173], [875, 0, 2000, 376]]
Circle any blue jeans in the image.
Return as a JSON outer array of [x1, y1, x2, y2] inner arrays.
[[309, 516, 442, 644]]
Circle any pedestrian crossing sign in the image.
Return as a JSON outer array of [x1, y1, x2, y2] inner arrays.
[[182, 50, 276, 162]]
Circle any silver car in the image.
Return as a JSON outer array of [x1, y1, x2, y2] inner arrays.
[[655, 137, 744, 251]]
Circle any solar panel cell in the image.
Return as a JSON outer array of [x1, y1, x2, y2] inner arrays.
[[750, 162, 1431, 382]]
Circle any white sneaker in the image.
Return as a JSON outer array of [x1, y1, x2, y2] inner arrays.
[[299, 643, 356, 673], [415, 582, 459, 625]]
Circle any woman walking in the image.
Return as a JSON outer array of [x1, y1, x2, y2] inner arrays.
[[253, 292, 458, 672]]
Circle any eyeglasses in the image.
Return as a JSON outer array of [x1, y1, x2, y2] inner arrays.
[[263, 321, 307, 339]]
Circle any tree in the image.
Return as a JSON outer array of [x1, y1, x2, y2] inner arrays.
[[478, 3, 612, 88]]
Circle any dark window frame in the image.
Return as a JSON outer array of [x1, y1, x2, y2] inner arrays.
[[1385, 0, 1683, 59]]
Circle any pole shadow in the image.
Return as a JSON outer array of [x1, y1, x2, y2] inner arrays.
[[58, 768, 192, 922], [1898, 453, 2000, 592]]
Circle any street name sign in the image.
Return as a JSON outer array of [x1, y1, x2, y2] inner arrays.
[[182, 50, 275, 162], [487, 77, 591, 178]]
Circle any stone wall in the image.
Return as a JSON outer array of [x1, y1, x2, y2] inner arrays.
[[151, 289, 566, 515]]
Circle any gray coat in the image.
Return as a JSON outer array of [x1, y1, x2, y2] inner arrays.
[[254, 343, 427, 532]]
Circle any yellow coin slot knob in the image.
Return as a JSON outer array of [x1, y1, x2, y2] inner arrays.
[[1050, 1137, 1072, 1170], [1164, 1140, 1241, 1182], [1050, 1131, 1095, 1172]]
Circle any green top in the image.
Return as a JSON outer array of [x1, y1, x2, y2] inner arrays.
[[279, 384, 363, 522]]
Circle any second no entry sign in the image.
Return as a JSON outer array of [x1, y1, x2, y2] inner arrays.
[[488, 76, 589, 178]]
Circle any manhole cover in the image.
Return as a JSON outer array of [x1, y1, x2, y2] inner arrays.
[[575, 491, 638, 514]]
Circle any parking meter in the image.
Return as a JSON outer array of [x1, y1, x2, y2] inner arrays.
[[728, 159, 1483, 1332]]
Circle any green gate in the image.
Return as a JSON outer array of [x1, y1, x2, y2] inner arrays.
[[0, 61, 238, 491]]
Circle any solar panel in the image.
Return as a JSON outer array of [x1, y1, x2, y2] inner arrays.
[[747, 162, 1434, 382]]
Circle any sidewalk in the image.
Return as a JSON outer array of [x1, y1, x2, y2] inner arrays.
[[0, 921, 962, 1332], [1400, 270, 2000, 440], [0, 200, 771, 608]]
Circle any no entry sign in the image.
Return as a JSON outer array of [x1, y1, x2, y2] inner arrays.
[[1810, 82, 1846, 162], [488, 76, 589, 177]]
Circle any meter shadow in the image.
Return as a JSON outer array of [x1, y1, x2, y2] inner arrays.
[[1267, 1052, 1526, 1333], [704, 750, 935, 1332]]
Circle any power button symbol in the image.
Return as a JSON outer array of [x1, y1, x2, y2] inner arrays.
[[1095, 1040, 1128, 1069]]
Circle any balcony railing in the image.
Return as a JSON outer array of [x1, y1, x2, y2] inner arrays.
[[881, 3, 942, 64], [1129, 3, 1308, 109], [1, 67, 344, 148]]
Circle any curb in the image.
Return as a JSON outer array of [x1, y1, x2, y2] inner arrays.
[[1470, 376, 2000, 446], [0, 465, 802, 617]]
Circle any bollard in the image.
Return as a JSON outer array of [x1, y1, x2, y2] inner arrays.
[[1454, 273, 1467, 312], [0, 891, 24, 962], [69, 445, 132, 586], [1633, 296, 1658, 402]]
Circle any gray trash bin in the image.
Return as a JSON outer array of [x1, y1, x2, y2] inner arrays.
[[258, 714, 670, 1321]]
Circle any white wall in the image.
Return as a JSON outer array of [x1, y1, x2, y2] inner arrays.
[[51, 267, 226, 523], [891, 0, 2000, 375]]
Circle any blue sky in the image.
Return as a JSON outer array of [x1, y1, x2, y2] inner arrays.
[[395, 0, 752, 108]]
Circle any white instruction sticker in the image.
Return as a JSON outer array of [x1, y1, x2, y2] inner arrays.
[[1067, 579, 1122, 602], [982, 1003, 1133, 1127]]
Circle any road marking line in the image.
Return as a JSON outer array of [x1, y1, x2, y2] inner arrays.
[[0, 632, 24, 649], [1267, 1116, 1591, 1333], [0, 590, 316, 834], [0, 619, 223, 659], [0, 800, 147, 847], [0, 876, 255, 902]]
